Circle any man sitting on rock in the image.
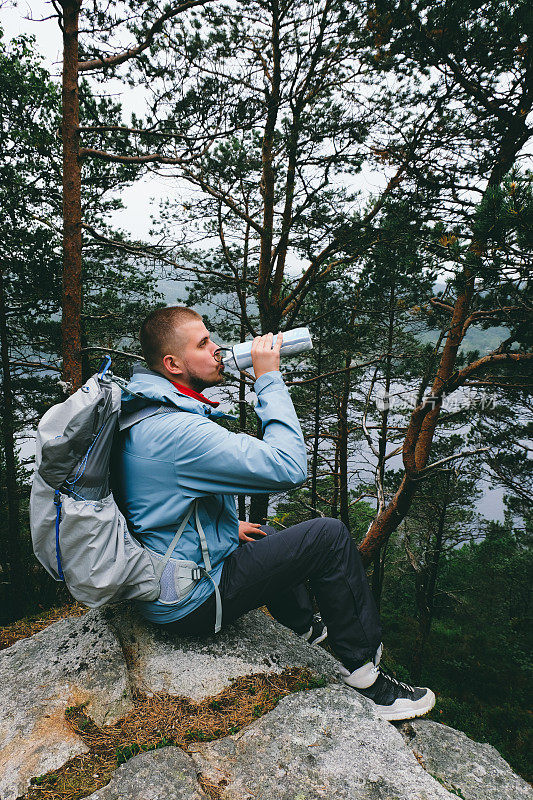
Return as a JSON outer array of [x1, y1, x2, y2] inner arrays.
[[115, 305, 435, 722]]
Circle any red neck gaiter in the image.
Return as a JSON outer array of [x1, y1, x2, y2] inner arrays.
[[168, 380, 220, 408]]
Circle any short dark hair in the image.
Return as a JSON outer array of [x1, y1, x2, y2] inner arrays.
[[139, 306, 202, 369]]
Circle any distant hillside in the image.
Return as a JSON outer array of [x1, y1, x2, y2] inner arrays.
[[418, 326, 510, 355], [157, 278, 189, 305], [157, 279, 509, 356]]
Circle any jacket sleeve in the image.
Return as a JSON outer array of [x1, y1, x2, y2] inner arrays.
[[172, 371, 307, 496]]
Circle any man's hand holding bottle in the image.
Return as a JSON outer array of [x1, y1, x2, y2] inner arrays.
[[250, 332, 284, 379]]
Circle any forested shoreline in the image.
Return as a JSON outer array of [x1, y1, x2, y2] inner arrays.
[[0, 0, 531, 781]]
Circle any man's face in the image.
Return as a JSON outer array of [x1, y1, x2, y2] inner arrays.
[[165, 319, 224, 392]]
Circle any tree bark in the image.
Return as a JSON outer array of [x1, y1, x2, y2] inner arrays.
[[60, 0, 83, 392], [257, 0, 281, 329], [310, 315, 324, 517], [338, 371, 351, 529], [331, 436, 340, 518], [249, 417, 269, 523], [359, 473, 416, 565], [376, 284, 395, 514], [412, 497, 447, 681], [371, 542, 387, 610], [358, 274, 474, 565], [237, 291, 248, 521], [414, 278, 475, 471], [338, 307, 357, 529], [0, 269, 24, 623]]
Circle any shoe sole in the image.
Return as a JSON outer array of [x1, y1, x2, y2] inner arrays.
[[375, 689, 436, 722]]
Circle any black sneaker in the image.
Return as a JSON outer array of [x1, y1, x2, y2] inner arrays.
[[355, 668, 435, 721], [300, 614, 328, 646]]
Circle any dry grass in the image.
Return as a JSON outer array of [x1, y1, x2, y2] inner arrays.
[[198, 772, 229, 799], [0, 603, 86, 651], [21, 668, 328, 800]]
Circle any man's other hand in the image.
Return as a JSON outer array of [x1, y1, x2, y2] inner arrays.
[[238, 521, 267, 543], [251, 332, 283, 379]]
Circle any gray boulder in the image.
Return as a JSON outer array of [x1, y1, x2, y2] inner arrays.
[[400, 719, 533, 800], [85, 747, 206, 800], [104, 605, 339, 701], [189, 684, 456, 799], [0, 606, 338, 799], [0, 611, 132, 800], [2, 605, 529, 800]]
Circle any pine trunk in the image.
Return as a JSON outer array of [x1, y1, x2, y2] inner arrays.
[[310, 316, 323, 517], [249, 417, 269, 524], [237, 319, 248, 521], [339, 308, 356, 529], [412, 501, 447, 681], [358, 278, 474, 565], [0, 269, 24, 623], [61, 0, 83, 392]]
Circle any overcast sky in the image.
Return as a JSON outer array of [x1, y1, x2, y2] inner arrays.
[[1, 0, 186, 241], [1, 0, 393, 246]]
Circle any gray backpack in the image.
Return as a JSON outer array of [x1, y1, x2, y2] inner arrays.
[[29, 367, 222, 631]]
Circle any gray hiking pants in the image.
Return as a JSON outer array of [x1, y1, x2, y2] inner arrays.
[[161, 517, 382, 671]]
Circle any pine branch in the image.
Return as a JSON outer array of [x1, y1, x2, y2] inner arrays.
[[81, 345, 144, 360], [447, 352, 533, 392], [77, 0, 213, 72], [461, 306, 525, 337], [11, 360, 61, 372], [284, 356, 385, 386], [414, 448, 490, 480], [80, 222, 246, 284], [78, 148, 201, 165]]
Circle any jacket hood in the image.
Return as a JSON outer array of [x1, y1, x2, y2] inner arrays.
[[120, 365, 234, 419]]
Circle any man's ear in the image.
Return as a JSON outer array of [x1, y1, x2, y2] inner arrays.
[[161, 353, 185, 378]]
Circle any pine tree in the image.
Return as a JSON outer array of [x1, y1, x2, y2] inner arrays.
[[0, 32, 162, 621]]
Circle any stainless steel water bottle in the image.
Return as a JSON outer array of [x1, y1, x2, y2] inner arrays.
[[222, 327, 313, 371]]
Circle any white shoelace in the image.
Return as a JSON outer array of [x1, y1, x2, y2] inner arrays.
[[379, 669, 414, 693]]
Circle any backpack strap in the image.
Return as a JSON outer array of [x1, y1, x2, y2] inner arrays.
[[195, 503, 213, 572], [152, 500, 222, 634], [194, 504, 222, 633], [153, 503, 196, 580]]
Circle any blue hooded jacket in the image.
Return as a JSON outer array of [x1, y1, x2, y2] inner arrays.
[[114, 366, 307, 623]]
